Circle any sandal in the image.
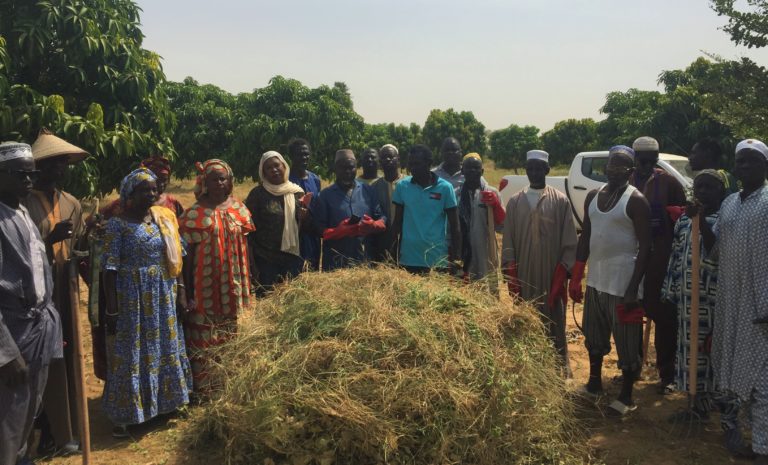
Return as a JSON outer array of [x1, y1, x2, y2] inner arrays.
[[656, 382, 676, 395], [608, 399, 638, 416], [578, 384, 604, 399]]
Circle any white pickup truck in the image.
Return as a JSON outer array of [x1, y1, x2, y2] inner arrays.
[[498, 151, 692, 229]]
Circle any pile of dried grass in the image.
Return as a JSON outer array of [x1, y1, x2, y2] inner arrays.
[[185, 267, 590, 464]]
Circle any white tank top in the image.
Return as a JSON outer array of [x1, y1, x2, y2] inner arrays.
[[586, 184, 643, 298]]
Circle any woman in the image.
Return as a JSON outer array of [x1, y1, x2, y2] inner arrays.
[[101, 168, 191, 437], [245, 151, 308, 294], [90, 155, 183, 381], [662, 170, 748, 457], [101, 155, 184, 218], [179, 159, 254, 391]]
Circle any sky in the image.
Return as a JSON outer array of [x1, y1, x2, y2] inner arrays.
[[137, 0, 768, 132]]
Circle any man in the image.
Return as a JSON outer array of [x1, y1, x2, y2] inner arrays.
[[287, 138, 322, 269], [311, 149, 385, 271], [688, 138, 739, 195], [703, 139, 768, 463], [356, 148, 379, 185], [392, 144, 460, 273], [569, 145, 651, 414], [370, 144, 404, 261], [631, 136, 686, 394], [22, 130, 87, 456], [433, 137, 465, 189], [456, 153, 504, 290], [502, 150, 578, 374], [0, 142, 62, 465]]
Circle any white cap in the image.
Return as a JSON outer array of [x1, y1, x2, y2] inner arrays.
[[0, 142, 33, 163], [632, 136, 659, 152], [735, 139, 768, 161], [526, 150, 549, 163]]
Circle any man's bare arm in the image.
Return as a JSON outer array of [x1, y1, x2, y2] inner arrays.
[[625, 191, 651, 305]]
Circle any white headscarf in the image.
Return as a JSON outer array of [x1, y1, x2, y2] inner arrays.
[[260, 151, 304, 257]]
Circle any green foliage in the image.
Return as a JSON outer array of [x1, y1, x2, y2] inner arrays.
[[488, 124, 540, 171], [540, 119, 600, 165], [164, 77, 236, 178], [660, 56, 768, 144], [422, 108, 487, 163], [711, 0, 768, 48], [360, 122, 421, 164], [229, 76, 365, 180], [0, 0, 176, 197]]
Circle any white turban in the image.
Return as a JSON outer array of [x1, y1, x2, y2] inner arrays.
[[380, 144, 399, 156], [632, 136, 659, 152], [0, 142, 33, 163], [735, 139, 768, 161], [526, 150, 549, 163]]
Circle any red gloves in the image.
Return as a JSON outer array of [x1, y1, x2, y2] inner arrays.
[[665, 205, 686, 222], [323, 215, 385, 240], [481, 191, 505, 225], [547, 263, 568, 308], [568, 261, 586, 303], [616, 303, 645, 325], [358, 214, 386, 235], [503, 261, 521, 297], [322, 219, 358, 241]]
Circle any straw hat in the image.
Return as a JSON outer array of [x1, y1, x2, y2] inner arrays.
[[31, 128, 89, 164]]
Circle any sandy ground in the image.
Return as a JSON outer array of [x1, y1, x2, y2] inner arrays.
[[38, 176, 750, 465]]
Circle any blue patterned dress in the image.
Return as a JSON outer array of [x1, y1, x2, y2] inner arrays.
[[662, 213, 718, 393], [102, 217, 192, 425]]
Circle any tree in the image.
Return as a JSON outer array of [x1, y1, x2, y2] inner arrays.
[[711, 0, 768, 48], [422, 108, 487, 163], [164, 77, 236, 178], [361, 122, 421, 163], [228, 76, 364, 180], [540, 119, 600, 166], [488, 124, 540, 171], [0, 0, 176, 197]]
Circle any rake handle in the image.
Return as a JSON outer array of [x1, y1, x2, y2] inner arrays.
[[689, 215, 701, 398]]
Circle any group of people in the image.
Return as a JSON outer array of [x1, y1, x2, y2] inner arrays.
[[0, 129, 766, 465]]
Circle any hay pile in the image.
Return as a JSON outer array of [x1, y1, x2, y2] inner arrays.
[[185, 267, 589, 464]]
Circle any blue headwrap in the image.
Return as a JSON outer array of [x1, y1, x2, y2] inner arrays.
[[609, 145, 635, 160], [119, 167, 157, 206]]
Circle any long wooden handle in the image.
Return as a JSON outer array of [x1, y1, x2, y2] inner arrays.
[[69, 257, 91, 464], [689, 215, 701, 398]]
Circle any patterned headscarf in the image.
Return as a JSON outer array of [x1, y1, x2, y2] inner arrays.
[[695, 168, 726, 185], [141, 155, 172, 176], [194, 159, 233, 199], [119, 168, 157, 206]]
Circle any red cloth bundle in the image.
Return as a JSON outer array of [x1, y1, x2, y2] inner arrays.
[[616, 303, 645, 325]]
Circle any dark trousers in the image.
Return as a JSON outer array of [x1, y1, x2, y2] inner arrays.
[[645, 299, 678, 383], [253, 255, 304, 296]]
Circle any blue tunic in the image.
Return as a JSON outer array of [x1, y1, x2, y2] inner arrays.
[[289, 170, 322, 268], [311, 181, 385, 271], [102, 218, 192, 425]]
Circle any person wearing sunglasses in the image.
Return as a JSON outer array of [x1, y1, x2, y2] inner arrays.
[[21, 129, 89, 457], [630, 136, 688, 396], [0, 141, 63, 465]]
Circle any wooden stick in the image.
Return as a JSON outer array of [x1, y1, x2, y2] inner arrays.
[[69, 254, 91, 464], [689, 215, 701, 399], [642, 319, 652, 368]]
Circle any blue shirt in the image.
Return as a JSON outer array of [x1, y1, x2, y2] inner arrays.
[[289, 171, 322, 268], [392, 173, 458, 268], [311, 181, 385, 271]]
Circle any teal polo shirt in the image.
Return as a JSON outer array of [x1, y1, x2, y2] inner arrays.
[[392, 173, 458, 268]]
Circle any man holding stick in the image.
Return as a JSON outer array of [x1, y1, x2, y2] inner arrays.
[[23, 130, 88, 457]]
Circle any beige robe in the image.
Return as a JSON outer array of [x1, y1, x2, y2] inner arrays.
[[23, 189, 85, 445], [501, 185, 577, 371]]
